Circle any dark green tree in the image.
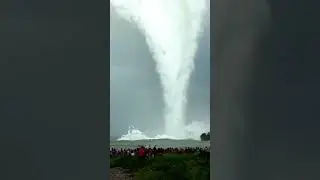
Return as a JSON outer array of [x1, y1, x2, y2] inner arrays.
[[200, 132, 210, 141]]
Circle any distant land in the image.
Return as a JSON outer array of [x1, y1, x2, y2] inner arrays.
[[110, 136, 118, 141]]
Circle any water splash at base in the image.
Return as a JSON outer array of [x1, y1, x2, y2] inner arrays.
[[117, 121, 209, 141]]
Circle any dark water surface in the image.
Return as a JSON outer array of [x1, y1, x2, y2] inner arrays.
[[110, 139, 210, 149]]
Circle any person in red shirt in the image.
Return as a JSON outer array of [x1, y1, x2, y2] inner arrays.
[[138, 146, 145, 163]]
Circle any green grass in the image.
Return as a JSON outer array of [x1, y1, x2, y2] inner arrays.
[[110, 153, 209, 180]]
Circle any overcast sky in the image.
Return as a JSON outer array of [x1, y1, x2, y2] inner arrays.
[[110, 10, 210, 137]]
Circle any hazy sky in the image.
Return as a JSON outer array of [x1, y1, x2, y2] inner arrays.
[[110, 10, 210, 137]]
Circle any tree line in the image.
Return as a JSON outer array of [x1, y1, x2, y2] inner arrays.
[[200, 132, 210, 141]]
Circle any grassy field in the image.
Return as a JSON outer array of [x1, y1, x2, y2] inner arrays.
[[110, 153, 209, 180]]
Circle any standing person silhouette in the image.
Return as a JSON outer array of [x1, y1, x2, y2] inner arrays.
[[138, 146, 146, 164]]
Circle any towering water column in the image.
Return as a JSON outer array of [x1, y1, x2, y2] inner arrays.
[[111, 0, 209, 138]]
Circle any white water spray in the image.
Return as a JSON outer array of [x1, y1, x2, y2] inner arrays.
[[111, 0, 209, 138]]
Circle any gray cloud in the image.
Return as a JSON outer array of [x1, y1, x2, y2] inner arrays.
[[110, 11, 210, 137]]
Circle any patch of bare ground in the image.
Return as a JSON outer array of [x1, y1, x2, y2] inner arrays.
[[110, 167, 134, 180]]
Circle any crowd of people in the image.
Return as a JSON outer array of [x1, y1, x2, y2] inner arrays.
[[110, 146, 210, 159]]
